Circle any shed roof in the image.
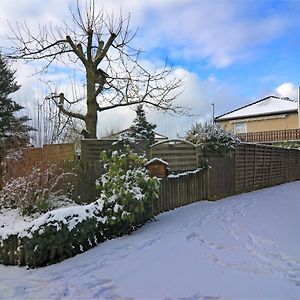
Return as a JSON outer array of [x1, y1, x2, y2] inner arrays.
[[215, 96, 298, 121], [145, 158, 169, 166]]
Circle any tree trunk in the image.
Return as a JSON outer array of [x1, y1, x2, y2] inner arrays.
[[85, 69, 98, 138]]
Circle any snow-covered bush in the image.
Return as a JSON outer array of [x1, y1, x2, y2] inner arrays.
[[96, 150, 160, 236], [0, 165, 76, 215], [185, 122, 240, 154], [0, 201, 107, 267]]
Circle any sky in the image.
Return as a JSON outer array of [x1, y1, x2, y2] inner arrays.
[[1, 0, 300, 139]]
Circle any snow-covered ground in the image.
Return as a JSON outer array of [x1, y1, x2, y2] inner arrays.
[[1, 181, 300, 299]]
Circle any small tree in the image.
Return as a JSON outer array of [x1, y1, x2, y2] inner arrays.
[[127, 105, 156, 144], [0, 54, 31, 187]]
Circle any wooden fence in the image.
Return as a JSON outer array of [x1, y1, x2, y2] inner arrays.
[[234, 143, 300, 193], [3, 140, 300, 215], [81, 139, 149, 161], [155, 169, 208, 214], [237, 129, 300, 143], [150, 139, 198, 172], [3, 143, 76, 181], [150, 143, 300, 213]]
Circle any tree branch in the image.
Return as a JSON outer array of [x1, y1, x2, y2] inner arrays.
[[65, 35, 87, 67], [46, 93, 85, 121], [94, 32, 116, 65]]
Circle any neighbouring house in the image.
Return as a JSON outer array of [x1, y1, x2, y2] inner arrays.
[[214, 96, 300, 143], [100, 128, 169, 143]]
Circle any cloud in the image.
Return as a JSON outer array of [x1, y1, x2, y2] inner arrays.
[[1, 0, 288, 141], [134, 1, 290, 68], [275, 82, 298, 100], [95, 70, 243, 138], [1, 0, 290, 68]]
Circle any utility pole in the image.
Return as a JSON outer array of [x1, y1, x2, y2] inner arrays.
[[298, 86, 300, 129], [211, 103, 215, 124]]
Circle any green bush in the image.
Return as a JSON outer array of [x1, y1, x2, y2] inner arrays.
[[0, 200, 107, 267], [96, 150, 160, 236]]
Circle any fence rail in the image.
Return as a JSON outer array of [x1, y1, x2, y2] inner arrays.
[[237, 129, 300, 143]]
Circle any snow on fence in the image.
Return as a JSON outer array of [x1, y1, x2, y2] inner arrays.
[[4, 140, 300, 207], [77, 140, 300, 204]]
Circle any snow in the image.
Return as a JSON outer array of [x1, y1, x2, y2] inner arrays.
[[167, 168, 202, 178], [1, 181, 300, 299], [0, 200, 106, 239], [146, 157, 169, 166], [216, 96, 297, 120]]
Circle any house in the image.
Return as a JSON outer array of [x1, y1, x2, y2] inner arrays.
[[214, 96, 300, 142], [100, 128, 168, 143]]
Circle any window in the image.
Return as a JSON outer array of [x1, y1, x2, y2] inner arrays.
[[234, 122, 247, 134]]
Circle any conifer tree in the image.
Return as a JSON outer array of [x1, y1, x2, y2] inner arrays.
[[0, 53, 31, 186], [128, 105, 156, 144]]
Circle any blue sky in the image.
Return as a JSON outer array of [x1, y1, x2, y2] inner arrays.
[[0, 0, 300, 138]]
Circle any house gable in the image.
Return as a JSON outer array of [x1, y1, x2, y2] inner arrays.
[[215, 96, 297, 122]]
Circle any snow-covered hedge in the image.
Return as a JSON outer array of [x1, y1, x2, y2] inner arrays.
[[0, 150, 160, 268], [185, 122, 240, 154], [0, 201, 107, 267]]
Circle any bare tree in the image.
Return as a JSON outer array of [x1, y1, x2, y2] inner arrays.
[[28, 97, 84, 146], [6, 0, 185, 138]]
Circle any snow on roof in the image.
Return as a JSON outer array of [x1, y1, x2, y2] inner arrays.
[[101, 128, 168, 140], [145, 158, 169, 166], [215, 96, 298, 121]]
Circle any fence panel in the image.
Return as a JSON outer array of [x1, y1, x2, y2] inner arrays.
[[81, 139, 149, 161], [150, 140, 198, 172], [155, 169, 206, 214], [208, 154, 235, 199]]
